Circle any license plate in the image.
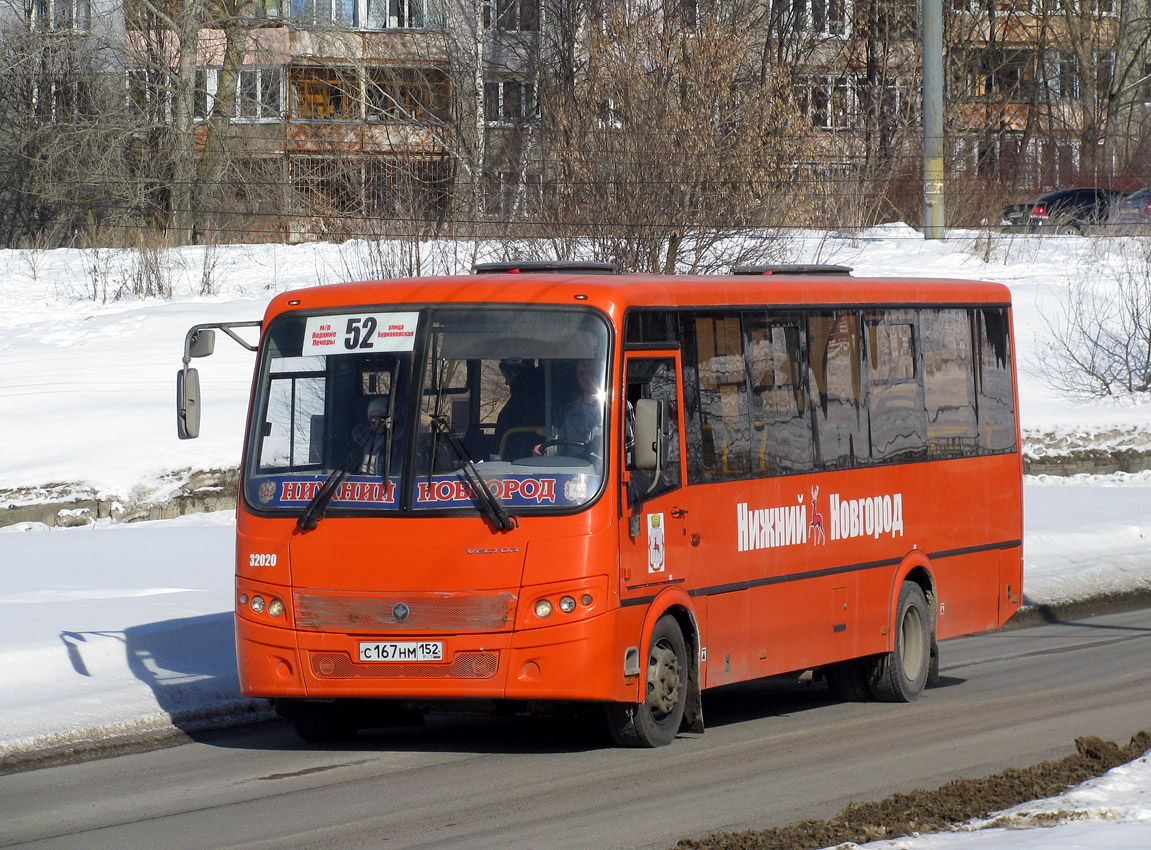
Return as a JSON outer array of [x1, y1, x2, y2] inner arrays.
[[358, 641, 443, 662]]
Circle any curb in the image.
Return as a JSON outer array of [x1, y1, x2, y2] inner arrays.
[[0, 701, 276, 777], [1004, 588, 1151, 630]]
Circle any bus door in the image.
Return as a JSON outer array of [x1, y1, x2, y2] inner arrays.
[[618, 351, 693, 601]]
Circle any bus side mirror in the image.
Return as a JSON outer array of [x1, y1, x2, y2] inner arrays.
[[177, 368, 201, 440], [187, 329, 216, 359], [633, 398, 665, 471]]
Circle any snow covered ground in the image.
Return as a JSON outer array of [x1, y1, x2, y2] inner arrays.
[[1, 227, 1149, 849]]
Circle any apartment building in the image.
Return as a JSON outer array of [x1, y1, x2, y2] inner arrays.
[[6, 0, 1147, 241]]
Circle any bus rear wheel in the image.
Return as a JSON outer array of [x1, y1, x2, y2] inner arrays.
[[606, 616, 688, 747], [867, 582, 932, 702]]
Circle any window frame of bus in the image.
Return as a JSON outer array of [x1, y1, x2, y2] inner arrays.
[[242, 304, 618, 519], [622, 302, 1015, 484]]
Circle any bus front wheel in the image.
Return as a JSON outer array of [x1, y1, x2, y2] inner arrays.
[[606, 616, 688, 747], [867, 582, 932, 702], [280, 699, 360, 743]]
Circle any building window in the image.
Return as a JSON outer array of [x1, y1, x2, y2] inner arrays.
[[868, 0, 914, 37], [289, 0, 353, 25], [363, 0, 445, 27], [484, 171, 541, 217], [32, 78, 94, 122], [195, 69, 212, 120], [366, 68, 449, 122], [789, 0, 847, 35], [290, 67, 358, 119], [126, 68, 172, 120], [239, 68, 283, 120], [484, 79, 538, 124], [194, 68, 282, 121], [290, 155, 449, 220], [366, 157, 450, 219], [856, 75, 920, 125], [956, 49, 1036, 101], [483, 0, 539, 31], [32, 0, 90, 30], [1066, 0, 1115, 14], [1094, 50, 1113, 96], [1049, 53, 1080, 102], [795, 76, 853, 130]]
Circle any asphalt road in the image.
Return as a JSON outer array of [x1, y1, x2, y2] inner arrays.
[[1, 607, 1148, 850]]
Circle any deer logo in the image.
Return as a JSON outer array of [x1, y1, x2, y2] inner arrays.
[[809, 485, 827, 545]]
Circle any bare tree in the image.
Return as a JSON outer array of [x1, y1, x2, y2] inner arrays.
[[1040, 240, 1151, 398], [530, 0, 819, 272], [0, 0, 146, 246]]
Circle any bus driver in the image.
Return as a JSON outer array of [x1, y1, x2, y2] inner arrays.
[[535, 358, 604, 459]]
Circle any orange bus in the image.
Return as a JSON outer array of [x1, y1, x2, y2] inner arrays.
[[178, 262, 1023, 746]]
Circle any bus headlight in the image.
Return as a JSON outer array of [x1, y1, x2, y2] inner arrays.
[[250, 595, 266, 614], [268, 598, 285, 618], [534, 599, 553, 618], [559, 596, 577, 614]]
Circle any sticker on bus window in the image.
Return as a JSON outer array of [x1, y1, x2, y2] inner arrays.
[[261, 475, 402, 508], [647, 513, 665, 573], [303, 313, 419, 355]]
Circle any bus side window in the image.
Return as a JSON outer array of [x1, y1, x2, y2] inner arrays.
[[746, 315, 813, 475], [626, 357, 681, 507], [976, 308, 1016, 453]]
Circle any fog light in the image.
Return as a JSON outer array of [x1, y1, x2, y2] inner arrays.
[[250, 595, 266, 614], [268, 598, 284, 618], [534, 599, 553, 618], [559, 596, 576, 614]]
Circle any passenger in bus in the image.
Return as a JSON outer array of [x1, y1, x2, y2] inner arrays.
[[494, 358, 544, 459], [355, 396, 400, 475], [535, 358, 604, 460]]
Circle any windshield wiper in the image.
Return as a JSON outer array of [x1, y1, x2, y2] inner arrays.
[[430, 415, 515, 532], [297, 426, 378, 531]]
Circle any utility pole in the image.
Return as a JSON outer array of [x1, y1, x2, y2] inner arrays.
[[923, 0, 945, 239]]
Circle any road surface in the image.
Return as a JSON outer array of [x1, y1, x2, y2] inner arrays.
[[1, 607, 1148, 850]]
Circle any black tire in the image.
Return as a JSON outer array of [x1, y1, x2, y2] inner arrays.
[[606, 616, 688, 747], [824, 658, 873, 702], [867, 582, 932, 702], [284, 700, 360, 743]]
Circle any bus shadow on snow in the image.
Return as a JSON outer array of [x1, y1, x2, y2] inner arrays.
[[59, 611, 266, 738]]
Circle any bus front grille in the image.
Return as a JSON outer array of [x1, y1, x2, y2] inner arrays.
[[309, 651, 499, 679], [294, 590, 517, 633]]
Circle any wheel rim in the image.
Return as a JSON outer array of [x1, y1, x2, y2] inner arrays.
[[646, 638, 682, 721], [899, 605, 926, 681]]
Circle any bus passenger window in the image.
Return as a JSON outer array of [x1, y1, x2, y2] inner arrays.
[[808, 311, 867, 469], [695, 314, 752, 477], [921, 308, 978, 458], [865, 313, 927, 463], [745, 315, 813, 475], [976, 308, 1016, 453]]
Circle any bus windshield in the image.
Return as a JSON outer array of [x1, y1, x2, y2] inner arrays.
[[243, 306, 611, 518]]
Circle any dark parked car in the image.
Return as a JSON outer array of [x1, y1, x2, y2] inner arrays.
[[1105, 188, 1151, 236], [1001, 188, 1123, 235]]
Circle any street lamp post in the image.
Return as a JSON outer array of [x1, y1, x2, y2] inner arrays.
[[923, 0, 945, 239]]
